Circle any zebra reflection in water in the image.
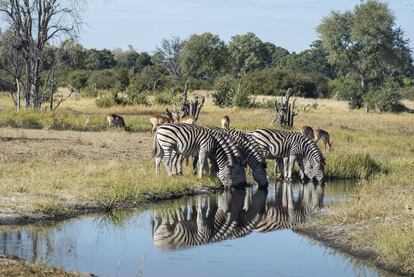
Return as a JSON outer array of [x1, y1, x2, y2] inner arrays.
[[151, 182, 324, 249]]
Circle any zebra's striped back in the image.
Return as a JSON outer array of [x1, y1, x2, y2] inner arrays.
[[206, 127, 268, 188], [154, 123, 245, 187], [250, 128, 324, 181]]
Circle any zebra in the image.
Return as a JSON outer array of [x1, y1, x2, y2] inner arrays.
[[152, 183, 323, 249], [204, 127, 268, 188], [255, 181, 324, 233], [249, 129, 325, 182], [152, 189, 267, 249], [152, 123, 246, 188], [165, 126, 248, 186]]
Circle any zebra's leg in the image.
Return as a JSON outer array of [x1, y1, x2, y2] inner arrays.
[[155, 148, 163, 174], [177, 155, 184, 175], [197, 152, 208, 179], [209, 158, 219, 178], [274, 159, 283, 179], [169, 151, 178, 175], [192, 156, 198, 175], [162, 148, 173, 176], [283, 157, 289, 180], [287, 155, 296, 181], [299, 159, 305, 182]]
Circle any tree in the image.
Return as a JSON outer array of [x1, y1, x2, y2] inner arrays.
[[228, 32, 268, 76], [277, 41, 336, 79], [0, 0, 82, 110], [180, 32, 229, 80], [85, 49, 116, 70], [317, 0, 413, 91], [153, 37, 185, 78]]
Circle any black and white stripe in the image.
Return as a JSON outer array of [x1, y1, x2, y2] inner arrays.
[[153, 123, 245, 188], [249, 129, 325, 181], [205, 127, 268, 188]]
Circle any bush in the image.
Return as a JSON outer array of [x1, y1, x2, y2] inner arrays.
[[95, 95, 115, 108], [125, 76, 150, 105], [233, 87, 252, 108], [66, 70, 91, 90], [154, 92, 175, 105], [329, 77, 364, 109], [365, 79, 405, 112], [80, 86, 98, 98], [325, 153, 382, 179], [213, 75, 236, 108], [88, 70, 116, 90], [241, 68, 320, 97]]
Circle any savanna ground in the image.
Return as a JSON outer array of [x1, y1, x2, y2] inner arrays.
[[0, 90, 413, 275]]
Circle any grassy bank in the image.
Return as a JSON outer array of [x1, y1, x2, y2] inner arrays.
[[0, 256, 89, 277], [1, 92, 414, 273], [310, 158, 414, 275]]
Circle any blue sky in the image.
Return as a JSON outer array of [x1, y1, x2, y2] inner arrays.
[[79, 0, 414, 53]]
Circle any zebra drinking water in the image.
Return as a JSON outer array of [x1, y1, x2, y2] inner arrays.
[[205, 127, 268, 188], [152, 123, 246, 188], [249, 129, 325, 182]]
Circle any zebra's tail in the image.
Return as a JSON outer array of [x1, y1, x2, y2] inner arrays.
[[152, 133, 158, 158]]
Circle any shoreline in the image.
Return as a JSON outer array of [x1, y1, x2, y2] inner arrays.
[[0, 185, 222, 227]]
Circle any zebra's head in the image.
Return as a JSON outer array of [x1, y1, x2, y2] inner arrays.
[[252, 162, 268, 188], [304, 156, 325, 182], [219, 161, 247, 189]]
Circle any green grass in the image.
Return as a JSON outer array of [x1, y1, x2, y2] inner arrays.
[[325, 152, 383, 179], [0, 91, 414, 273]]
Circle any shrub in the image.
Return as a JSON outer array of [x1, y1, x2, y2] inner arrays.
[[233, 87, 252, 108], [329, 77, 364, 109], [95, 95, 115, 108], [80, 86, 98, 98], [325, 153, 382, 179], [365, 79, 405, 112], [154, 92, 175, 105], [241, 68, 320, 97], [125, 76, 150, 105], [213, 75, 235, 108], [88, 70, 116, 90], [66, 70, 91, 90]]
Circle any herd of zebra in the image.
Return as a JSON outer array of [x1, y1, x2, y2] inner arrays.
[[152, 181, 323, 249], [152, 115, 328, 188]]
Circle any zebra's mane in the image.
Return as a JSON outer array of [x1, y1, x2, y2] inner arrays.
[[201, 126, 242, 167]]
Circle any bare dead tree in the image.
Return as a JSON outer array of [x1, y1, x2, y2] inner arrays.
[[272, 88, 298, 128], [0, 0, 83, 110], [170, 80, 205, 122]]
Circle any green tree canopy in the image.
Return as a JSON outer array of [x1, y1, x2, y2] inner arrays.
[[180, 32, 229, 80], [228, 32, 269, 75], [317, 0, 413, 90]]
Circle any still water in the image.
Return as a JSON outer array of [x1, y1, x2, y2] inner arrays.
[[0, 181, 385, 277]]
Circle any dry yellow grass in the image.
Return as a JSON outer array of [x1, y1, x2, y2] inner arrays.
[[0, 91, 414, 273]]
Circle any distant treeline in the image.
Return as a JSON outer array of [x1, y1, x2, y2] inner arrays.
[[1, 0, 414, 111]]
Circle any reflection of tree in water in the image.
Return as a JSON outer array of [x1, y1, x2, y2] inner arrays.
[[152, 182, 324, 249], [0, 222, 78, 265]]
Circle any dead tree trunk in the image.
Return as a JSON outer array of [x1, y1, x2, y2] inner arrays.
[[272, 88, 298, 128], [173, 80, 205, 122]]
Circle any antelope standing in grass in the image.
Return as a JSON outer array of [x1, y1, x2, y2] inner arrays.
[[107, 113, 127, 130], [150, 114, 172, 133], [314, 129, 333, 151], [221, 115, 230, 130], [177, 115, 196, 125], [301, 126, 314, 140]]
